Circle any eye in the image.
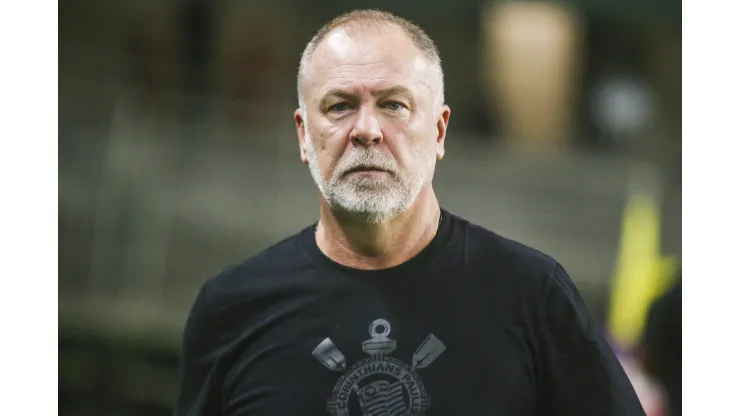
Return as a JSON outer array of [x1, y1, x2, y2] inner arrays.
[[382, 101, 406, 111], [328, 102, 351, 113]]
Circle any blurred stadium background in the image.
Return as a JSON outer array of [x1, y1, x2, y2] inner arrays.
[[58, 0, 681, 414]]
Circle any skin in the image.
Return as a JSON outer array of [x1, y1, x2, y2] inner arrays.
[[294, 25, 451, 270]]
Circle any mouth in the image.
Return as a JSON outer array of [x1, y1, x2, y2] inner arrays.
[[345, 165, 391, 175]]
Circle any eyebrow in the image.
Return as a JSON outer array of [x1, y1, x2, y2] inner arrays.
[[318, 86, 416, 109]]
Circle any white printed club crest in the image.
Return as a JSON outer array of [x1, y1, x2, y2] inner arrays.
[[313, 319, 446, 416]]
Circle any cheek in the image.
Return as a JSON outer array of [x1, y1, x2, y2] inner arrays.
[[394, 124, 436, 161], [311, 128, 347, 175]]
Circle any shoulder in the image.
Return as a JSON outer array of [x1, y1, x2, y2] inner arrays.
[[199, 225, 314, 305], [447, 212, 586, 315], [451, 213, 560, 284], [447, 213, 583, 333], [180, 227, 314, 347]]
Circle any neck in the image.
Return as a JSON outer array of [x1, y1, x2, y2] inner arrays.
[[315, 187, 441, 270]]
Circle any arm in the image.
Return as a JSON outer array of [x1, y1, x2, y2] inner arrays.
[[174, 281, 224, 416], [537, 263, 645, 415]]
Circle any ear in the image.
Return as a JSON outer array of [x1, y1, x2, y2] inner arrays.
[[435, 105, 451, 160], [295, 108, 309, 164]]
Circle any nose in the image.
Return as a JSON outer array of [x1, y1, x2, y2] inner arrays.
[[349, 105, 383, 147]]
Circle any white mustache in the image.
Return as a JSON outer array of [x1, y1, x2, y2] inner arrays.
[[337, 151, 396, 176]]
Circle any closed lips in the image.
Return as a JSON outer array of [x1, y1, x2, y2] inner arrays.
[[346, 166, 389, 173]]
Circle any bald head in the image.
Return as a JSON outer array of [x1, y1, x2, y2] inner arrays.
[[297, 10, 445, 111]]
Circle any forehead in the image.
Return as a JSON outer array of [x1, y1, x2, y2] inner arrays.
[[305, 26, 434, 99]]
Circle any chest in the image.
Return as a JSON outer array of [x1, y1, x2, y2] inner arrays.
[[219, 285, 539, 416]]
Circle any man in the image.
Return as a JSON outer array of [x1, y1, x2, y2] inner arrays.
[[175, 10, 645, 415]]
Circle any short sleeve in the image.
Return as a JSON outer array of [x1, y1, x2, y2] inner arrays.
[[174, 281, 225, 416], [536, 263, 646, 415]]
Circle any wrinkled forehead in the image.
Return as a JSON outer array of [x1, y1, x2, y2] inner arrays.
[[304, 27, 436, 102]]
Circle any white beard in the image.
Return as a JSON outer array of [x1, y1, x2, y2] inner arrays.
[[304, 126, 435, 225]]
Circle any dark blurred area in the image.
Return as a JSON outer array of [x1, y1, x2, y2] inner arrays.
[[59, 0, 681, 414], [640, 277, 682, 416]]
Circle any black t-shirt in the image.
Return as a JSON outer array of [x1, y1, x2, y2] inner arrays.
[[174, 210, 645, 415]]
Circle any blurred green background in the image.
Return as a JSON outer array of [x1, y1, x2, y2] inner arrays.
[[59, 0, 681, 414]]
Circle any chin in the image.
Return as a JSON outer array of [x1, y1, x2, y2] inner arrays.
[[331, 194, 413, 225], [336, 209, 397, 225]]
